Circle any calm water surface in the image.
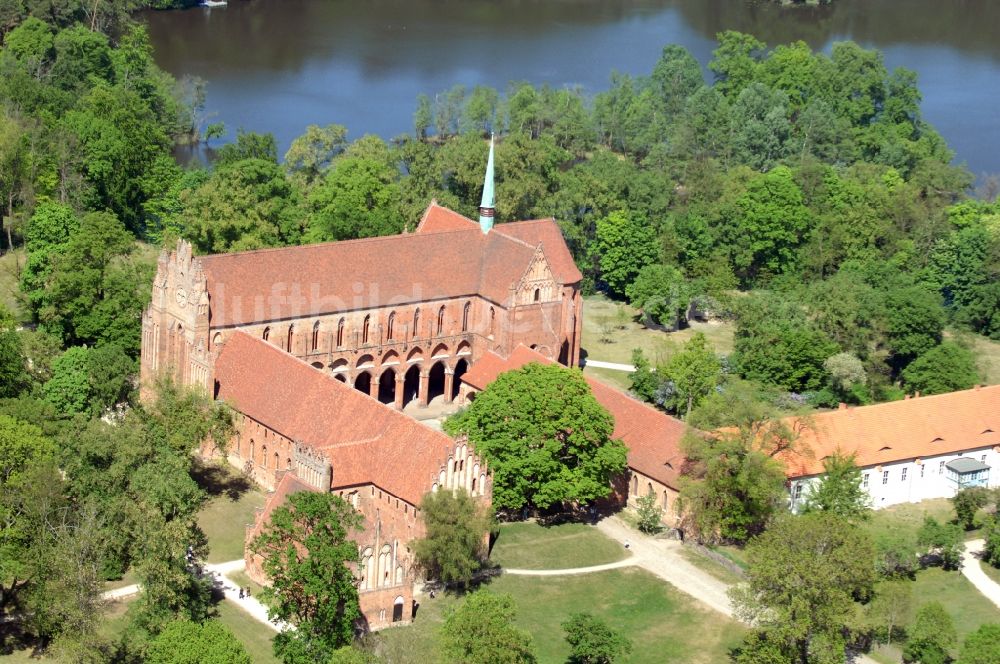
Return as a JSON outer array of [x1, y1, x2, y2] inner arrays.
[[143, 0, 1000, 175]]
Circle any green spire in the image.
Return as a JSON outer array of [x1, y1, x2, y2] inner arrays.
[[478, 134, 495, 234]]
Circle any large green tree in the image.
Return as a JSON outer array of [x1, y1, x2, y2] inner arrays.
[[958, 624, 1000, 664], [413, 488, 490, 587], [250, 491, 363, 663], [446, 363, 628, 512], [730, 513, 876, 663], [679, 430, 787, 544], [659, 332, 722, 418], [146, 619, 252, 664], [901, 342, 979, 395], [440, 591, 536, 664], [800, 451, 871, 521], [591, 210, 659, 298], [903, 602, 957, 664], [562, 612, 632, 664]]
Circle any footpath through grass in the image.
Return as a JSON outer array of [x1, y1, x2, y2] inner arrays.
[[489, 521, 628, 570], [376, 568, 744, 664]]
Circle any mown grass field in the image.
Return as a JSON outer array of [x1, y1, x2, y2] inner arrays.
[[581, 294, 735, 366], [215, 599, 281, 664], [489, 521, 628, 570], [193, 461, 267, 563], [375, 568, 745, 664]]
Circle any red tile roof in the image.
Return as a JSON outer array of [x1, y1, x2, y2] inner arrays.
[[250, 472, 319, 538], [200, 203, 579, 327], [215, 331, 459, 504], [777, 385, 1000, 477], [462, 346, 687, 489]]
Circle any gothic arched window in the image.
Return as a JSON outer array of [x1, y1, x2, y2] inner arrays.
[[287, 324, 294, 352], [488, 307, 495, 336], [437, 306, 445, 335], [262, 327, 270, 342], [311, 321, 320, 351], [387, 312, 395, 341], [362, 315, 371, 344], [462, 302, 471, 332], [336, 318, 345, 347]]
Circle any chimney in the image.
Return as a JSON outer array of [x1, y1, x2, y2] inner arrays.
[[838, 402, 847, 410]]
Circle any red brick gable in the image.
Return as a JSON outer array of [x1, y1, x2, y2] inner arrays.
[[461, 345, 687, 489], [199, 203, 579, 327], [215, 332, 461, 504], [776, 385, 1000, 478]]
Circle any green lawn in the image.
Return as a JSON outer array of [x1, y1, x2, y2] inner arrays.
[[679, 547, 745, 585], [215, 600, 280, 664], [581, 294, 734, 366], [708, 544, 750, 571], [871, 567, 1000, 664], [962, 330, 1000, 385], [376, 568, 745, 664], [912, 567, 1000, 638], [489, 521, 628, 570], [867, 498, 957, 541], [193, 460, 266, 563], [980, 559, 1000, 587], [226, 569, 267, 599], [582, 364, 631, 391]]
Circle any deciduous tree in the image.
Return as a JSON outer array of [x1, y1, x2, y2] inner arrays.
[[251, 491, 363, 663], [446, 363, 627, 512], [147, 619, 252, 664], [800, 452, 871, 521], [730, 513, 876, 663], [562, 612, 632, 664], [413, 488, 490, 587], [903, 602, 957, 664], [440, 591, 536, 664]]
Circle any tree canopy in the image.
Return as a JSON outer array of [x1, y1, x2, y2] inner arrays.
[[445, 363, 627, 512], [250, 491, 363, 663]]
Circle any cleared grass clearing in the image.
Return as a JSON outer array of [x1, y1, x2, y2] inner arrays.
[[215, 599, 281, 664], [490, 521, 628, 570], [581, 294, 734, 366], [193, 460, 266, 563], [375, 568, 745, 664]]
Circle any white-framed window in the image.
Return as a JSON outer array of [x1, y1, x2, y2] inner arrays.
[[939, 460, 945, 474], [794, 484, 803, 501], [901, 468, 908, 482], [920, 465, 925, 478], [882, 470, 889, 485], [863, 473, 870, 488]]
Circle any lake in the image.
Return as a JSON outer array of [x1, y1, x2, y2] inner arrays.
[[143, 0, 1000, 176]]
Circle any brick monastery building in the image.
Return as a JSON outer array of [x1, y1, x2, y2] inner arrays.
[[139, 141, 1000, 629], [139, 142, 639, 628]]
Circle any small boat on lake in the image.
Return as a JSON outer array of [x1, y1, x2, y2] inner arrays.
[[201, 0, 227, 7]]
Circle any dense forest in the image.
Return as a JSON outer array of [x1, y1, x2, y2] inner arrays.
[[0, 2, 999, 660]]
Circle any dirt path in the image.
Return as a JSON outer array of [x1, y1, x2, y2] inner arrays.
[[503, 556, 637, 576], [962, 539, 1000, 609]]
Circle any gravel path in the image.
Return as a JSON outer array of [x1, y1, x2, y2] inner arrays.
[[962, 539, 1000, 609]]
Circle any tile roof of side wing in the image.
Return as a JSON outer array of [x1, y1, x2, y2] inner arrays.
[[777, 385, 1000, 478], [214, 331, 460, 504], [461, 345, 687, 489]]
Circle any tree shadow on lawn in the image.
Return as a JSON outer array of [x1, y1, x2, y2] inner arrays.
[[191, 458, 253, 501]]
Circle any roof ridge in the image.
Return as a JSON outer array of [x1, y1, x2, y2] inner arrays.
[[803, 384, 1000, 419], [201, 226, 488, 263]]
